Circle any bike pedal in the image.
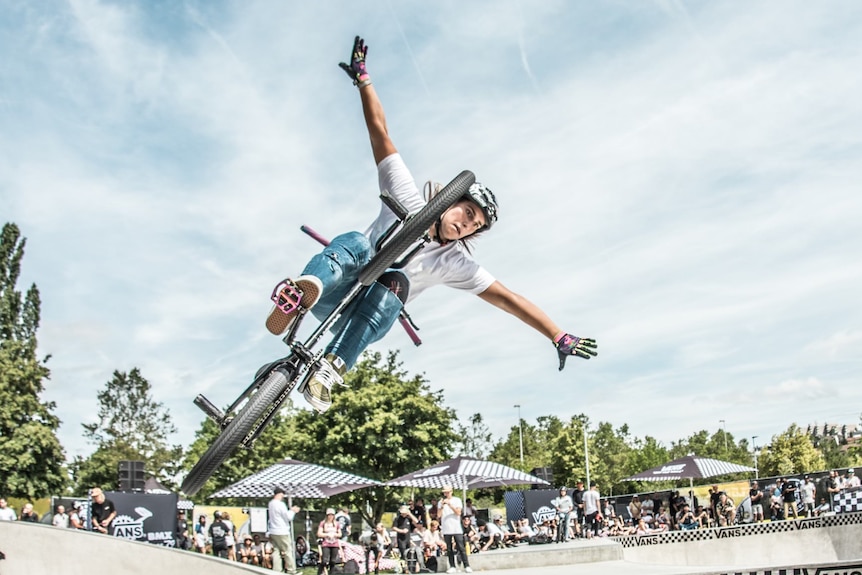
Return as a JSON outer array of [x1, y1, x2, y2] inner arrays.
[[193, 394, 226, 425]]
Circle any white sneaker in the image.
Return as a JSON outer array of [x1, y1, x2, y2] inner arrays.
[[303, 355, 345, 413], [465, 568, 473, 573], [446, 569, 456, 574], [265, 275, 323, 335]]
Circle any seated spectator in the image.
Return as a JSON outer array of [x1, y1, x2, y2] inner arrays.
[[770, 484, 784, 521], [295, 535, 309, 566], [69, 503, 84, 530], [478, 519, 503, 551], [653, 507, 670, 532], [422, 520, 446, 557], [716, 492, 736, 526], [634, 518, 652, 535], [603, 499, 617, 521], [814, 497, 832, 516], [640, 506, 654, 526], [261, 539, 273, 569], [251, 535, 266, 567], [677, 504, 699, 530], [694, 505, 711, 529], [19, 503, 39, 522], [239, 535, 259, 565], [512, 518, 534, 543], [52, 505, 69, 529], [461, 515, 480, 553]]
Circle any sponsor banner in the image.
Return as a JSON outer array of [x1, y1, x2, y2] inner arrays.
[[106, 492, 178, 546]]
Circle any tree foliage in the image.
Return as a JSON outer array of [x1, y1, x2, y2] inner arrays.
[[456, 413, 494, 459], [759, 424, 825, 476], [0, 223, 66, 498], [185, 350, 460, 527], [73, 368, 183, 491]]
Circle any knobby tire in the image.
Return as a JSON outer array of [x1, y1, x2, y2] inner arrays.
[[358, 170, 475, 286], [181, 368, 290, 496]]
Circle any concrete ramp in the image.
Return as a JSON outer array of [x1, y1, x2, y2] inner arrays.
[[0, 521, 266, 575]]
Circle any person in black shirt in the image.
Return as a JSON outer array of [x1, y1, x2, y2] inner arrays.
[[392, 505, 417, 560], [782, 480, 799, 519], [209, 511, 230, 558], [572, 481, 585, 538], [90, 487, 117, 535], [749, 481, 764, 522]]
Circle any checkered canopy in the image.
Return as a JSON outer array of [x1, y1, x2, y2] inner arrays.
[[622, 455, 756, 482], [385, 456, 549, 490], [209, 458, 380, 499]]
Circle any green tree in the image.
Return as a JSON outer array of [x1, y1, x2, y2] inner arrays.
[[818, 435, 851, 470], [73, 368, 183, 491], [185, 350, 460, 527], [0, 223, 66, 498], [548, 415, 591, 489], [621, 435, 671, 493], [490, 415, 563, 472], [758, 424, 825, 476], [590, 422, 635, 495], [456, 413, 494, 459]]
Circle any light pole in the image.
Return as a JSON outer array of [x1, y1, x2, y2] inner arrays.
[[752, 435, 759, 478], [514, 404, 524, 465], [584, 419, 591, 490], [719, 419, 728, 456]]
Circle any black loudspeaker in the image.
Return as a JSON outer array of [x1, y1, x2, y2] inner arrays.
[[531, 467, 554, 489], [118, 460, 146, 491]]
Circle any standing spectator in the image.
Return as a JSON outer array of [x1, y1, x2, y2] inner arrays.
[[709, 485, 721, 521], [0, 498, 17, 521], [627, 495, 642, 524], [828, 471, 842, 510], [553, 487, 574, 542], [268, 487, 300, 574], [411, 498, 429, 528], [782, 480, 799, 519], [90, 488, 116, 534], [69, 503, 85, 530], [427, 497, 440, 524], [392, 504, 417, 560], [335, 507, 352, 542], [52, 505, 69, 528], [439, 484, 471, 574], [770, 482, 784, 521], [801, 477, 817, 517], [463, 498, 478, 524], [317, 508, 345, 575], [221, 511, 237, 561], [194, 514, 210, 554], [19, 503, 39, 522], [749, 481, 764, 523], [572, 481, 586, 538], [176, 510, 191, 550], [209, 512, 230, 559], [846, 469, 861, 488], [582, 483, 601, 539]]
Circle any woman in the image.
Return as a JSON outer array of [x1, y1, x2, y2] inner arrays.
[[266, 35, 598, 413], [317, 508, 344, 575], [422, 520, 446, 558], [221, 511, 237, 561], [627, 496, 642, 523], [239, 536, 258, 565], [364, 523, 391, 575]]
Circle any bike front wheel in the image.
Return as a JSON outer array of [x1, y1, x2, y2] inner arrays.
[[181, 367, 291, 497], [358, 170, 475, 286]]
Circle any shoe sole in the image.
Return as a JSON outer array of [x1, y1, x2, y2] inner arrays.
[[265, 276, 322, 335]]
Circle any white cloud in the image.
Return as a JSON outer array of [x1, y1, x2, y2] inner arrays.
[[2, 0, 861, 460]]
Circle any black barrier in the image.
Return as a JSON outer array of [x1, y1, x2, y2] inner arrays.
[[105, 492, 179, 546]]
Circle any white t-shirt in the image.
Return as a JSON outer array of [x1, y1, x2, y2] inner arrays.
[[802, 482, 816, 504], [439, 495, 464, 535], [365, 154, 495, 303], [846, 475, 861, 488], [0, 507, 17, 521], [583, 489, 601, 515]]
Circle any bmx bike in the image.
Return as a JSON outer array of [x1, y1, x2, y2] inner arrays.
[[181, 170, 476, 496]]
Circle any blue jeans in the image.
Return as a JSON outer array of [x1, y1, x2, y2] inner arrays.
[[301, 231, 404, 370]]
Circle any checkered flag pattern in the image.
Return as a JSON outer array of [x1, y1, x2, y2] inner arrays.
[[832, 488, 862, 513], [210, 459, 379, 499], [614, 511, 862, 549], [386, 457, 549, 490]]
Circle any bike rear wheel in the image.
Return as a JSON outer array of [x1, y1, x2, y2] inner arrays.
[[181, 367, 291, 496], [358, 170, 475, 286]]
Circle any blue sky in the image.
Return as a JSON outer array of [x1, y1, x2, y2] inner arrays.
[[2, 0, 861, 464]]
